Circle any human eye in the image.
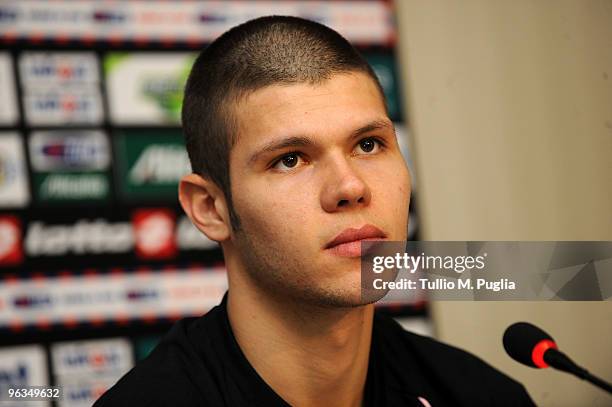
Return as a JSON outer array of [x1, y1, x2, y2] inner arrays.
[[354, 136, 385, 155], [270, 152, 304, 172]]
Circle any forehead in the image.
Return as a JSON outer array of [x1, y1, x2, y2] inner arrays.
[[231, 72, 388, 152]]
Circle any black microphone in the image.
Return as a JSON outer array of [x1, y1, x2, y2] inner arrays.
[[503, 322, 612, 394]]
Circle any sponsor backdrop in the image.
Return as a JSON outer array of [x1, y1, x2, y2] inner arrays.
[[0, 1, 421, 405]]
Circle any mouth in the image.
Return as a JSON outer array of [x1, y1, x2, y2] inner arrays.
[[324, 224, 387, 258]]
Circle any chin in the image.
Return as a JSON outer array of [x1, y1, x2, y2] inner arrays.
[[308, 294, 369, 308], [298, 280, 379, 308]]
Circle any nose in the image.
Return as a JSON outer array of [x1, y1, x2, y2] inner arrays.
[[320, 156, 371, 213]]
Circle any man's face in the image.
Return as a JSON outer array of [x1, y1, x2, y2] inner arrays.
[[227, 72, 410, 307]]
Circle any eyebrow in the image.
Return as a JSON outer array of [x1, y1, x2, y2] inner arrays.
[[349, 119, 393, 140], [247, 118, 393, 166], [248, 136, 314, 166]]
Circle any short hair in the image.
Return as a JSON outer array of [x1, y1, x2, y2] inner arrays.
[[182, 15, 385, 230]]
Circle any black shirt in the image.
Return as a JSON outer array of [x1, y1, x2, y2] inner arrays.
[[94, 294, 535, 406]]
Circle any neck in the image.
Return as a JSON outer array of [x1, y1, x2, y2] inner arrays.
[[226, 271, 374, 407]]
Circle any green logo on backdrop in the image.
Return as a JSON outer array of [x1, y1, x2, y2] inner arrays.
[[115, 130, 191, 201], [105, 52, 196, 124], [141, 68, 190, 123], [34, 172, 109, 202]]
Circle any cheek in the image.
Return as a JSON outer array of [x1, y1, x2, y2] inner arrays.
[[232, 178, 315, 242], [369, 162, 411, 236], [373, 160, 411, 204], [374, 185, 409, 218]]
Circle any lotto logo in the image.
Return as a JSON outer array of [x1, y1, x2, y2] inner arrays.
[[0, 215, 22, 265], [132, 209, 177, 260]]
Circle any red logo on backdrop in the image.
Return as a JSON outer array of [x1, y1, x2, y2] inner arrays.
[[0, 215, 23, 266], [132, 209, 177, 259]]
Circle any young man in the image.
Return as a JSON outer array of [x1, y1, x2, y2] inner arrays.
[[95, 16, 535, 406]]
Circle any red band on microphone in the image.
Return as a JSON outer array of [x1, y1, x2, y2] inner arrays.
[[532, 339, 557, 368]]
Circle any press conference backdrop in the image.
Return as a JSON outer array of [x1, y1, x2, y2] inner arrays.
[[0, 2, 423, 406]]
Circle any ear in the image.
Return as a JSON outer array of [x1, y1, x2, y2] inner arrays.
[[179, 173, 231, 242]]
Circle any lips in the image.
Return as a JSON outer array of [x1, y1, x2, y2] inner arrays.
[[325, 224, 386, 257]]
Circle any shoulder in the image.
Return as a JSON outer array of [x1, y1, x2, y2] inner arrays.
[[374, 313, 536, 406], [94, 315, 224, 407]]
